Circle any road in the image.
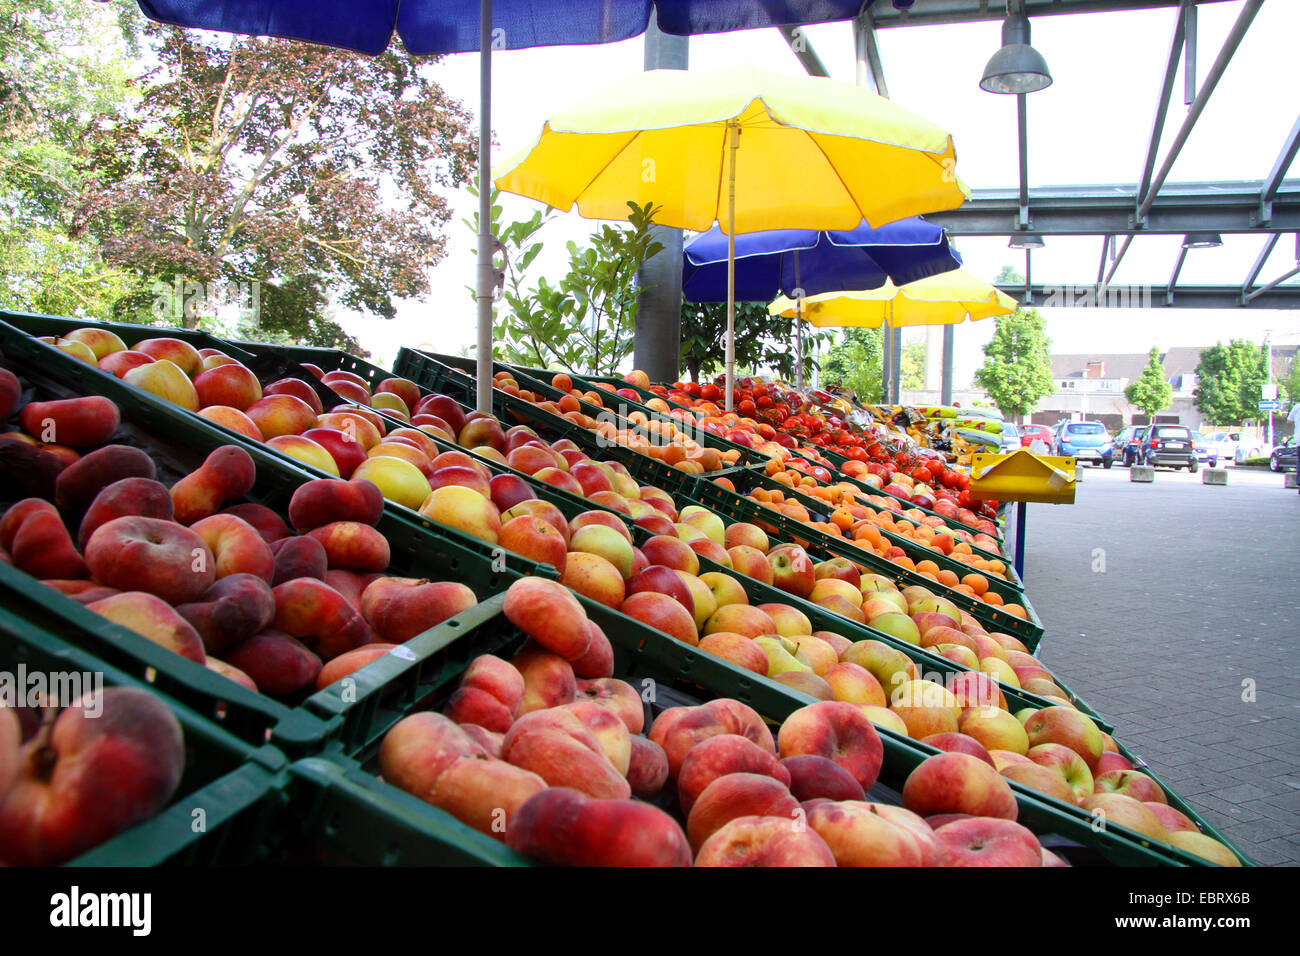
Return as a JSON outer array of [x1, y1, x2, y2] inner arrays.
[[1015, 463, 1300, 866]]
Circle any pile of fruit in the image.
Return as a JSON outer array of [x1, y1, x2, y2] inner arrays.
[[0, 322, 1245, 866], [380, 579, 1239, 866], [645, 377, 1000, 521]]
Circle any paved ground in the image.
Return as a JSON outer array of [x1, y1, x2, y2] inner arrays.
[[1011, 463, 1300, 866]]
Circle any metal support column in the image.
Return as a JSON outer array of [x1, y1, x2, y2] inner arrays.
[[632, 11, 688, 382], [941, 325, 955, 406]]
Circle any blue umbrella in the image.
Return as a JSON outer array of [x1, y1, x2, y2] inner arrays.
[[682, 217, 961, 302], [132, 0, 867, 410], [683, 217, 961, 386]]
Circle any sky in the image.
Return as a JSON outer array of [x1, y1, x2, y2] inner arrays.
[[314, 2, 1300, 388]]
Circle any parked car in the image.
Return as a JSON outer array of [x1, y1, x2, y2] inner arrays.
[[999, 422, 1021, 452], [1113, 425, 1142, 466], [1019, 424, 1054, 449], [1205, 431, 1244, 462], [1234, 436, 1273, 463], [1140, 424, 1198, 472], [1269, 437, 1297, 472], [1190, 431, 1218, 467], [1052, 420, 1114, 468]]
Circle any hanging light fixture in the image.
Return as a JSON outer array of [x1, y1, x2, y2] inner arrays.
[[980, 11, 1053, 94], [1182, 232, 1223, 249], [1008, 232, 1045, 249]]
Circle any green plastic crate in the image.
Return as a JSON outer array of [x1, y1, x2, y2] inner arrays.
[[472, 355, 763, 467], [393, 347, 761, 497], [1111, 739, 1255, 866], [301, 592, 1204, 867], [686, 473, 1050, 655], [818, 443, 1007, 546], [0, 605, 288, 866], [269, 755, 532, 866], [0, 322, 559, 756], [0, 309, 261, 364], [719, 464, 1026, 599]]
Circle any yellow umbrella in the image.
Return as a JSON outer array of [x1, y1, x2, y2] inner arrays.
[[768, 268, 1018, 327], [494, 64, 969, 409]]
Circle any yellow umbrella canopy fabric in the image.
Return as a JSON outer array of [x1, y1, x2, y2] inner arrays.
[[493, 65, 970, 233], [769, 268, 1018, 328]]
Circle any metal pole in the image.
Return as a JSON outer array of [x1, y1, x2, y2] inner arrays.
[[794, 251, 804, 389], [1014, 501, 1028, 581], [1267, 334, 1274, 447], [881, 309, 892, 404], [474, 0, 494, 414], [890, 317, 902, 404], [725, 120, 739, 411], [941, 325, 954, 406]]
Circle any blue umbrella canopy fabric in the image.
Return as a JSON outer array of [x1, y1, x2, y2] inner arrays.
[[681, 217, 962, 303], [135, 1, 867, 55]]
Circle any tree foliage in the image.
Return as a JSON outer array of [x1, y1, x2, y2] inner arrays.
[[679, 300, 828, 384], [900, 340, 927, 391], [820, 328, 883, 403], [1193, 340, 1269, 426], [73, 19, 476, 345], [0, 0, 136, 318], [1124, 347, 1173, 420], [972, 307, 1054, 420], [467, 188, 662, 375]]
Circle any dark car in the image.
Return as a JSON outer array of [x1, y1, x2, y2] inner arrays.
[[1052, 420, 1114, 468], [1269, 437, 1297, 472], [1140, 424, 1198, 472], [1113, 425, 1143, 466]]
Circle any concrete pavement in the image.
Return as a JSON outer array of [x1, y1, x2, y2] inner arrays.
[[1014, 463, 1300, 866]]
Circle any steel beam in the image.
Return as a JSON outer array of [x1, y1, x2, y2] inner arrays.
[[1136, 3, 1187, 211], [1095, 236, 1110, 287], [1244, 265, 1300, 304], [1261, 116, 1300, 223], [1136, 0, 1263, 223], [927, 182, 1300, 236], [1183, 2, 1197, 106], [869, 1, 1235, 28], [1166, 245, 1188, 305], [780, 24, 830, 78], [994, 284, 1300, 309], [1097, 235, 1133, 298], [1242, 234, 1281, 297], [853, 8, 888, 98]]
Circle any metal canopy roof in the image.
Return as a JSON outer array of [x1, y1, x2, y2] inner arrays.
[[797, 0, 1299, 308]]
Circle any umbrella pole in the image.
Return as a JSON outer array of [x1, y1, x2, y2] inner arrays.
[[474, 0, 494, 414], [725, 120, 739, 412], [794, 251, 804, 390]]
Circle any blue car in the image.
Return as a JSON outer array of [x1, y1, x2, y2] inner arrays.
[[1052, 420, 1114, 468]]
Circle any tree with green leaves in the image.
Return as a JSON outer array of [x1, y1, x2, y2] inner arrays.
[[972, 307, 1054, 420], [1124, 347, 1173, 421], [819, 327, 883, 403], [1, 0, 137, 319], [1194, 340, 1268, 427], [75, 18, 477, 348], [679, 300, 828, 384], [900, 340, 927, 390]]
